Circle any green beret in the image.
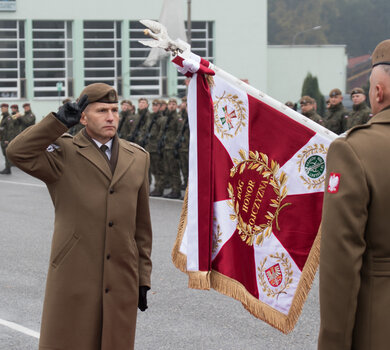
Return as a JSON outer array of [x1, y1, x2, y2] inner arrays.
[[372, 39, 390, 68], [79, 83, 118, 105]]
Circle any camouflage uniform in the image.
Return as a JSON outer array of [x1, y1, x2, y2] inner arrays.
[[133, 108, 151, 146], [120, 112, 138, 141], [15, 110, 36, 134], [144, 111, 165, 196], [345, 102, 372, 130], [0, 111, 17, 173], [175, 109, 189, 189], [302, 109, 323, 125], [160, 109, 181, 197], [117, 110, 130, 138], [324, 103, 348, 134]]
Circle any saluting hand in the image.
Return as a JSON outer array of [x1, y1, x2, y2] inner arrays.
[[54, 94, 89, 128]]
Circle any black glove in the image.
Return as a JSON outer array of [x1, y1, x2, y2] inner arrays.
[[54, 94, 88, 128], [138, 285, 150, 312]]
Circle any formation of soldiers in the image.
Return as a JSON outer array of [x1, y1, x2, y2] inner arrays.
[[0, 102, 36, 174], [286, 87, 372, 134]]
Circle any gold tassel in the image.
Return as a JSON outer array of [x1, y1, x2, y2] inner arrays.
[[188, 271, 211, 290], [206, 74, 215, 87]]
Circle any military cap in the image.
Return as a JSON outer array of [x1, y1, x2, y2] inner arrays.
[[372, 39, 390, 68], [152, 99, 161, 105], [160, 99, 167, 105], [350, 87, 365, 97], [138, 97, 148, 103], [78, 83, 118, 105], [22, 102, 30, 107], [168, 98, 177, 104], [300, 96, 314, 105], [285, 101, 294, 108], [1, 103, 9, 108], [10, 104, 18, 109], [329, 88, 342, 97]]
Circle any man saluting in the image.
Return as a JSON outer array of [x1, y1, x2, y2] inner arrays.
[[7, 83, 152, 350]]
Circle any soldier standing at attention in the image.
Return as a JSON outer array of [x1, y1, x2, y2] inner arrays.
[[318, 39, 390, 350], [0, 103, 16, 174], [160, 98, 181, 199], [145, 99, 165, 197], [133, 98, 151, 146], [117, 99, 133, 138], [7, 83, 152, 349], [121, 98, 147, 143], [324, 88, 349, 134], [345, 87, 372, 130], [175, 97, 189, 197], [10, 104, 19, 117], [300, 96, 323, 125], [159, 99, 168, 116], [14, 102, 36, 134]]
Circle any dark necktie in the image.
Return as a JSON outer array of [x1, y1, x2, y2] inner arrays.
[[100, 144, 109, 159]]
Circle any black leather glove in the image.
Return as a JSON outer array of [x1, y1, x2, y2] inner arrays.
[[54, 94, 88, 128], [138, 285, 150, 312]]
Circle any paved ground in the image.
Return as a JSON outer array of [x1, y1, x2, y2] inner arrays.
[[0, 160, 320, 350]]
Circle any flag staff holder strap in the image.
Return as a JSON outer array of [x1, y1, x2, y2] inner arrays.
[[139, 19, 337, 141]]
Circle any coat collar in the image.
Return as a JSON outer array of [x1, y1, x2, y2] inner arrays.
[[368, 106, 390, 125], [73, 131, 135, 184]]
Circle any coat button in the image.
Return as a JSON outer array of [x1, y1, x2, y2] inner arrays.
[[105, 288, 109, 293], [109, 188, 114, 194], [108, 221, 113, 227], [106, 254, 111, 260]]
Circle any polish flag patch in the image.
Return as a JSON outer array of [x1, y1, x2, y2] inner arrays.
[[327, 173, 340, 193]]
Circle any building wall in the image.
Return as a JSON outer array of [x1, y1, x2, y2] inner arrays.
[[267, 45, 347, 104], [0, 0, 267, 120]]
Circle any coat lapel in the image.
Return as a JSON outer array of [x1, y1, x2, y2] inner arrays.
[[73, 132, 112, 180], [111, 139, 135, 187]]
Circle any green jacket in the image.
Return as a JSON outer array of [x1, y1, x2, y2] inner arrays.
[[302, 109, 323, 126], [16, 111, 36, 134], [160, 109, 180, 150], [0, 112, 17, 142], [144, 112, 163, 153], [120, 112, 138, 141], [175, 110, 189, 152], [324, 103, 348, 134], [345, 102, 372, 130]]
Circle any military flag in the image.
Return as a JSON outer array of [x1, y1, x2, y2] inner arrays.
[[171, 52, 337, 333]]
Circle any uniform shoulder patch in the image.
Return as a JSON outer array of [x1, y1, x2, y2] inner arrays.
[[46, 144, 60, 152], [129, 141, 147, 153]]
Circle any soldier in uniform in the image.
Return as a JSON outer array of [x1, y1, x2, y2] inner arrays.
[[160, 98, 181, 199], [121, 98, 148, 143], [144, 99, 165, 196], [10, 104, 19, 117], [159, 99, 168, 116], [117, 99, 133, 138], [300, 96, 323, 125], [7, 83, 152, 350], [345, 87, 372, 130], [0, 103, 16, 174], [323, 88, 349, 134], [14, 102, 36, 134], [132, 98, 151, 146], [318, 39, 390, 350], [285, 101, 297, 110], [175, 97, 189, 195]]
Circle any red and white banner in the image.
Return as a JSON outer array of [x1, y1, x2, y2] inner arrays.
[[172, 53, 336, 333]]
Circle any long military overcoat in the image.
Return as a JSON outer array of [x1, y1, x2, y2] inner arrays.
[[7, 114, 152, 350], [318, 107, 390, 349]]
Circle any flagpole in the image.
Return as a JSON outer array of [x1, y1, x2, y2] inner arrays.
[[187, 0, 191, 43]]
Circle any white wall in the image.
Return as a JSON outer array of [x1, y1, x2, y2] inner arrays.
[[267, 45, 347, 104]]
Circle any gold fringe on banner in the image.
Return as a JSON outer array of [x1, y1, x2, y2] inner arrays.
[[171, 191, 321, 334]]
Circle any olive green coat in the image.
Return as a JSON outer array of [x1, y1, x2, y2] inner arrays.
[[319, 107, 390, 350], [345, 101, 372, 130], [7, 114, 152, 350], [15, 110, 36, 134], [302, 109, 323, 126], [0, 112, 17, 142], [324, 103, 348, 134]]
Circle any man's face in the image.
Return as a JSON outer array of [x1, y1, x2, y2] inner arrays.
[[351, 93, 366, 105], [160, 103, 167, 112], [11, 107, 18, 114], [80, 102, 119, 144], [168, 101, 177, 112], [1, 106, 8, 113], [23, 105, 31, 112], [152, 103, 160, 113], [301, 102, 314, 114], [329, 95, 343, 106], [121, 103, 131, 112], [138, 100, 148, 111]]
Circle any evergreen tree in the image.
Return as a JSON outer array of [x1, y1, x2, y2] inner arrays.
[[301, 72, 326, 116]]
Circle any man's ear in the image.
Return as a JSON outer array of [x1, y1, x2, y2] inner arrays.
[[376, 84, 384, 103], [80, 112, 87, 126]]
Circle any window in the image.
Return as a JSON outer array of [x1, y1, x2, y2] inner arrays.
[[0, 20, 25, 99], [32, 20, 72, 98], [177, 21, 214, 97], [129, 21, 166, 97], [84, 21, 122, 96]]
